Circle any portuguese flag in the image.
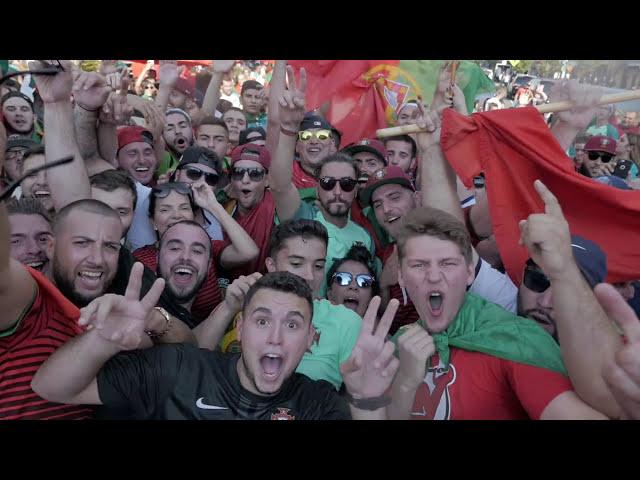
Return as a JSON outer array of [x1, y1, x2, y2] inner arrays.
[[289, 60, 494, 146]]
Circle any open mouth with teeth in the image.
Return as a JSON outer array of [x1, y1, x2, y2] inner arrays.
[[172, 265, 196, 285], [33, 190, 51, 199], [260, 353, 283, 380], [26, 260, 47, 271], [135, 166, 150, 173], [427, 291, 444, 316], [76, 270, 104, 290], [385, 215, 400, 224]]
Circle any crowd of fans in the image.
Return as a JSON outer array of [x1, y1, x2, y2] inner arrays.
[[1, 59, 639, 420]]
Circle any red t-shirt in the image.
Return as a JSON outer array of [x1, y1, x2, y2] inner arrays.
[[0, 267, 94, 420], [410, 349, 572, 420], [133, 240, 227, 321]]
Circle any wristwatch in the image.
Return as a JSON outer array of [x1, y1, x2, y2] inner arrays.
[[144, 307, 172, 339]]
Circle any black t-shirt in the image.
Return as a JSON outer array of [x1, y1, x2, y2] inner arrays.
[[96, 344, 351, 420], [110, 247, 197, 328]]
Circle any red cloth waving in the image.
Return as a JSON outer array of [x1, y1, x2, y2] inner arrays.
[[440, 106, 640, 284]]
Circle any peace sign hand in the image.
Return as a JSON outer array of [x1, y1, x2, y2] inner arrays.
[[340, 297, 400, 399], [518, 180, 574, 281], [278, 65, 307, 132], [78, 263, 165, 350]]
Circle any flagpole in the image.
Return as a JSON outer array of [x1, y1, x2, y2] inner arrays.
[[376, 89, 640, 138]]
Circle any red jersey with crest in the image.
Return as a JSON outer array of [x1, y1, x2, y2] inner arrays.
[[410, 349, 572, 420]]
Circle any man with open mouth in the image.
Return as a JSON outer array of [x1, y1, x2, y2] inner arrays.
[[32, 270, 400, 420], [161, 108, 194, 174], [387, 206, 610, 420], [19, 145, 54, 214], [6, 197, 53, 278]]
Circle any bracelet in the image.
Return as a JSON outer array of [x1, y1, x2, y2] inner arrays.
[[343, 391, 391, 411], [280, 126, 298, 137], [76, 103, 100, 113], [145, 307, 172, 339]]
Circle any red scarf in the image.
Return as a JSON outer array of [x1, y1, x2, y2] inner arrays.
[[292, 160, 318, 189], [224, 190, 276, 277]]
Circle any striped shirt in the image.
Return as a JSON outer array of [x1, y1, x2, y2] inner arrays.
[[133, 240, 227, 322], [0, 268, 94, 420]]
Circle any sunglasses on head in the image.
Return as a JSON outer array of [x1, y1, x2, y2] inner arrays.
[[332, 272, 374, 288], [298, 129, 332, 142], [318, 176, 357, 192], [183, 166, 219, 186], [151, 182, 192, 198], [231, 167, 266, 182], [587, 152, 613, 163], [523, 267, 551, 293]]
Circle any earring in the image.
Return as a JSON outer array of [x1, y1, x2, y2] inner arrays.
[[401, 286, 408, 307]]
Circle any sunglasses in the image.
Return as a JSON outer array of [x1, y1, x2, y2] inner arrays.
[[184, 167, 219, 187], [231, 167, 266, 182], [298, 129, 332, 142], [587, 152, 613, 163], [318, 176, 357, 192], [332, 272, 374, 288], [151, 182, 192, 198], [523, 267, 551, 293]]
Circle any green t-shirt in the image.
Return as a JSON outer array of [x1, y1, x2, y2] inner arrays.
[[157, 150, 179, 176], [295, 299, 362, 390], [290, 201, 375, 297]]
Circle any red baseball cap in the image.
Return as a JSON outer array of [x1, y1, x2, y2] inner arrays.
[[342, 138, 387, 164], [230, 143, 271, 170], [174, 75, 196, 99], [117, 126, 154, 151], [360, 166, 415, 207], [584, 135, 617, 155]]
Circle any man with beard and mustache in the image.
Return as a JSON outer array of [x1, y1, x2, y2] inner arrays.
[[19, 146, 54, 214], [2, 136, 38, 192], [517, 236, 608, 342], [156, 221, 210, 313], [159, 108, 194, 175], [270, 67, 375, 296], [116, 126, 158, 187], [6, 197, 53, 278]]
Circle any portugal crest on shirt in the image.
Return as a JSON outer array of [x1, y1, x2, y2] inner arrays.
[[271, 408, 295, 420]]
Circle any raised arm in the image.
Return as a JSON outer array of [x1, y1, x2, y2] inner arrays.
[[134, 60, 155, 95], [269, 65, 305, 222], [265, 60, 287, 155], [193, 272, 262, 349], [155, 60, 183, 113], [97, 76, 134, 167], [191, 183, 259, 270], [29, 60, 91, 210], [201, 60, 235, 117], [549, 80, 602, 152], [519, 180, 623, 418], [0, 122, 38, 330], [31, 263, 165, 405]]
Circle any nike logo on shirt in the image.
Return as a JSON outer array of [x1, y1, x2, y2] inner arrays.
[[196, 397, 229, 410]]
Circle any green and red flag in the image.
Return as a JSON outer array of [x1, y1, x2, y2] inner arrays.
[[289, 60, 494, 146]]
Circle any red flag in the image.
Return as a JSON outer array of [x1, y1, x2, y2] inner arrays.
[[440, 107, 640, 284], [289, 60, 396, 146]]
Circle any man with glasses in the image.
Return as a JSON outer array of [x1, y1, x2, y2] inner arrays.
[[173, 146, 224, 240], [581, 135, 618, 178], [291, 112, 338, 190], [2, 136, 38, 193], [270, 66, 375, 296], [518, 235, 607, 342], [221, 144, 275, 278]]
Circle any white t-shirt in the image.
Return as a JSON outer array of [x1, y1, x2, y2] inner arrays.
[[126, 182, 225, 252], [469, 258, 518, 314]]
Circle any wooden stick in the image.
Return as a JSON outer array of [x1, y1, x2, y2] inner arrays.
[[377, 89, 640, 138]]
